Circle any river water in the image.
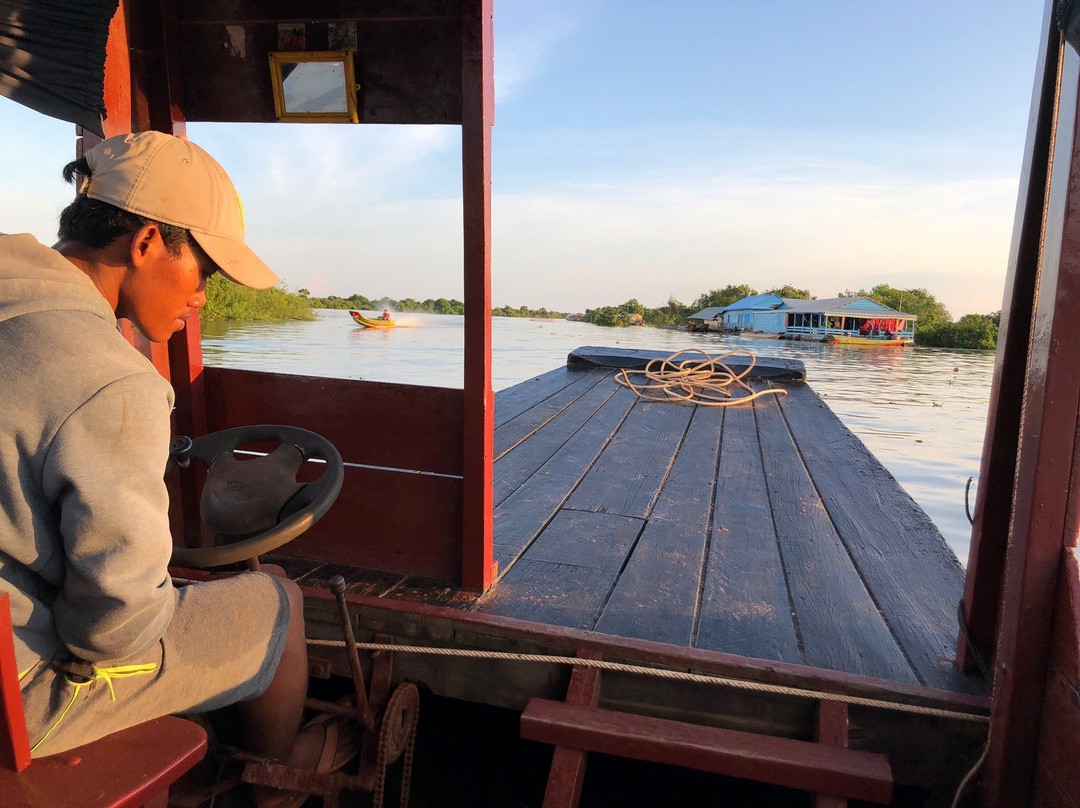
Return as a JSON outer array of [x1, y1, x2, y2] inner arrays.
[[201, 310, 995, 565]]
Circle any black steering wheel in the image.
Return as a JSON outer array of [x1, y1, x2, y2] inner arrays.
[[168, 425, 344, 568]]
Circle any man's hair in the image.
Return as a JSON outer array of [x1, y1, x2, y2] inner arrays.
[[57, 157, 191, 256]]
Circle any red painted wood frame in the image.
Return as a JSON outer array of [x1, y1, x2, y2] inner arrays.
[[1031, 549, 1080, 808], [461, 0, 496, 589], [96, 0, 497, 588], [969, 3, 1080, 802], [0, 594, 32, 772], [958, 1, 1057, 677]]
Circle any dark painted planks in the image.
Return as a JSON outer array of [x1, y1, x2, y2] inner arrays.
[[696, 402, 801, 663], [775, 382, 972, 691], [495, 370, 610, 460], [594, 406, 724, 645], [567, 346, 806, 381], [495, 367, 590, 428], [481, 511, 643, 629], [754, 390, 917, 683], [565, 401, 693, 518], [491, 388, 638, 571], [494, 378, 619, 507]]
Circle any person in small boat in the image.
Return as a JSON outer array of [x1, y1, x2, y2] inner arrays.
[[381, 308, 391, 320], [0, 132, 351, 806]]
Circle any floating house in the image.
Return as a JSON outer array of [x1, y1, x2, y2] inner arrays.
[[691, 294, 917, 340]]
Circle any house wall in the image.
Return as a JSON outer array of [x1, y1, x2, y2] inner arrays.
[[752, 312, 787, 332]]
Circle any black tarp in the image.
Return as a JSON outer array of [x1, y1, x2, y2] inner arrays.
[[0, 0, 119, 136]]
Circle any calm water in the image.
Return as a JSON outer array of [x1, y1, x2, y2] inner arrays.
[[202, 310, 995, 565]]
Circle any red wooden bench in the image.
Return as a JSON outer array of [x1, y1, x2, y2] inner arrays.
[[0, 592, 207, 808]]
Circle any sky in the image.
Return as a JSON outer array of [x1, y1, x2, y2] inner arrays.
[[0, 1, 1048, 318]]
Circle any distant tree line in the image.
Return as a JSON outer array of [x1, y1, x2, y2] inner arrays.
[[199, 276, 999, 351]]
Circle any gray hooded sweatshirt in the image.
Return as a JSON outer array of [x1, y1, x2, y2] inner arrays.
[[0, 233, 177, 674]]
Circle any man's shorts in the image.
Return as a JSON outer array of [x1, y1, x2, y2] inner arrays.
[[20, 571, 290, 757]]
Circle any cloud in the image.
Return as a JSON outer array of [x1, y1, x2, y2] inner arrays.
[[494, 0, 590, 101]]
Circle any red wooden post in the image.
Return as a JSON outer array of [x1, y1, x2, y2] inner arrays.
[[541, 650, 603, 808], [814, 701, 849, 808], [0, 594, 32, 772], [983, 22, 1080, 806], [460, 0, 495, 590], [958, 1, 1058, 677]]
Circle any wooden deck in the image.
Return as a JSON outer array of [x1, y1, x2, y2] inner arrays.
[[283, 346, 981, 697]]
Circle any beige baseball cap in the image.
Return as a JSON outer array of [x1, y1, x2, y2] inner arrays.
[[83, 131, 280, 289]]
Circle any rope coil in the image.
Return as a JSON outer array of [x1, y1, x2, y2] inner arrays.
[[307, 639, 988, 724], [614, 348, 788, 407]]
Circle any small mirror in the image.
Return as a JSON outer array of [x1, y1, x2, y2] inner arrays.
[[268, 51, 359, 123]]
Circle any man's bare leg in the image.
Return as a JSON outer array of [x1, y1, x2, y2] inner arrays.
[[240, 570, 330, 806]]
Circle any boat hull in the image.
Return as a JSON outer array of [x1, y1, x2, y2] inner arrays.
[[828, 335, 912, 347], [350, 310, 395, 328]]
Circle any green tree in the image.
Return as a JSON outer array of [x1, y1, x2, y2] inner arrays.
[[692, 285, 757, 310], [841, 284, 951, 328], [201, 275, 314, 323], [766, 285, 812, 299]]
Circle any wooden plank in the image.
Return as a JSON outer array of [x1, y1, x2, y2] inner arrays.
[[754, 391, 917, 683], [279, 465, 462, 582], [480, 511, 643, 629], [593, 406, 723, 644], [495, 371, 608, 459], [567, 346, 805, 381], [521, 510, 644, 570], [696, 401, 801, 663], [520, 699, 892, 804], [491, 388, 638, 570], [204, 367, 464, 476], [460, 0, 494, 591], [542, 650, 603, 808], [776, 382, 972, 691], [0, 716, 206, 808], [494, 376, 617, 506], [1031, 549, 1080, 808], [815, 702, 850, 808], [496, 367, 594, 428], [473, 559, 621, 630], [565, 401, 693, 519], [0, 593, 31, 772]]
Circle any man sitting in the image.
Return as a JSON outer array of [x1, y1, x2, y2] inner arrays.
[[0, 132, 351, 807]]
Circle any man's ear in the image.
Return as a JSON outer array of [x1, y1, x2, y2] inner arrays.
[[128, 223, 161, 268]]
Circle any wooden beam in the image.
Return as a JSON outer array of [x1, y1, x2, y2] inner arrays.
[[959, 0, 1058, 678], [984, 19, 1080, 806], [0, 594, 31, 772], [520, 699, 892, 804], [541, 651, 603, 808], [460, 0, 495, 590], [814, 702, 849, 808]]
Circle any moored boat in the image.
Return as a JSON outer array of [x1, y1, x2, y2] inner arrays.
[[828, 334, 913, 347], [349, 310, 395, 328]]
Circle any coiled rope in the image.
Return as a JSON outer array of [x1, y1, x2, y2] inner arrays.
[[614, 348, 788, 407], [307, 639, 988, 724]]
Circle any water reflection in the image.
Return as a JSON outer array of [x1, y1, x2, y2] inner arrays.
[[201, 311, 993, 564]]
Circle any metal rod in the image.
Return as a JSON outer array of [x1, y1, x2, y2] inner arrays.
[[329, 574, 376, 731]]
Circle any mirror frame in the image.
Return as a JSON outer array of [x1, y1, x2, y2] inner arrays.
[[268, 51, 359, 123]]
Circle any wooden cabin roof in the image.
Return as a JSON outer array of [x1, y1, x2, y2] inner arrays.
[[176, 0, 465, 125]]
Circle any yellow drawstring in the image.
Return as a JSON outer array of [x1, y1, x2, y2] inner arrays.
[[30, 662, 157, 753]]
